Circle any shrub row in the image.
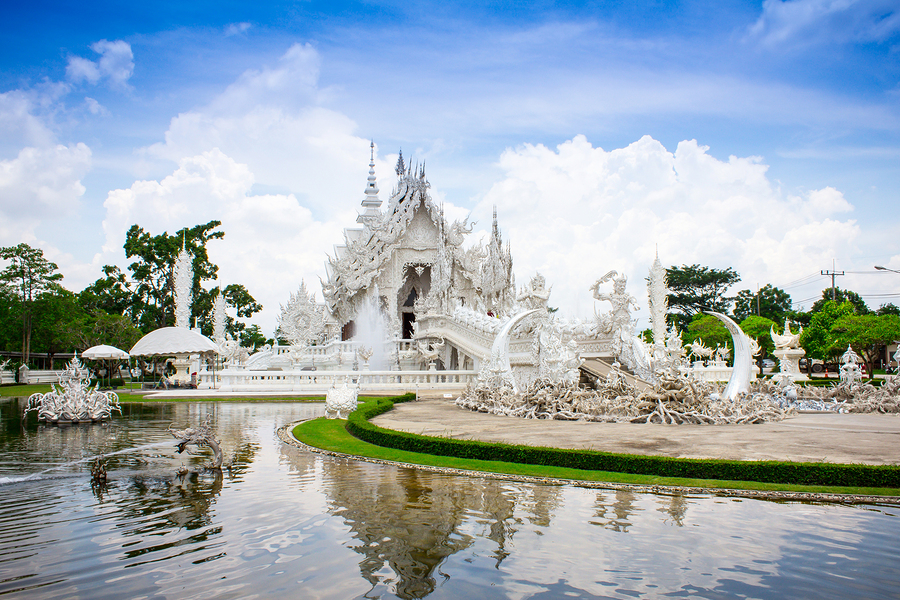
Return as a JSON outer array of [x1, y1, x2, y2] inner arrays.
[[345, 395, 900, 488]]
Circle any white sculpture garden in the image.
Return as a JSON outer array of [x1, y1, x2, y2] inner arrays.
[[174, 145, 900, 421]]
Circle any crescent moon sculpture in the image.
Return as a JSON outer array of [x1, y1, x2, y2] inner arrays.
[[705, 311, 752, 400], [486, 309, 541, 393]]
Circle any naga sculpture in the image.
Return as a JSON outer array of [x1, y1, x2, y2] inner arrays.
[[169, 415, 223, 470]]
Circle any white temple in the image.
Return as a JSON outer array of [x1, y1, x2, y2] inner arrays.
[[203, 144, 679, 393]]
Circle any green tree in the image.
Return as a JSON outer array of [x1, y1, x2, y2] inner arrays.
[[88, 221, 262, 336], [30, 288, 87, 364], [733, 284, 792, 323], [877, 303, 900, 316], [739, 315, 777, 369], [830, 314, 900, 376], [239, 324, 271, 349], [65, 312, 144, 352], [79, 265, 133, 316], [194, 284, 263, 340], [122, 221, 225, 331], [666, 264, 741, 330], [811, 287, 869, 315], [0, 286, 21, 353], [685, 314, 732, 360], [800, 300, 855, 368], [0, 243, 64, 365]]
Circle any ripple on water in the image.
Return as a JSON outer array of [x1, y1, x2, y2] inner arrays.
[[0, 400, 899, 599]]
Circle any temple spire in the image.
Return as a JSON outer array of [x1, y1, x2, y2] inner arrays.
[[358, 141, 382, 225], [395, 149, 405, 178]]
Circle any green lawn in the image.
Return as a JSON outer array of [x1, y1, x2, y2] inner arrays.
[[0, 384, 52, 397], [293, 401, 900, 498]]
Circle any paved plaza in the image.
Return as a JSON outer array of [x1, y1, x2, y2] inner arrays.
[[372, 398, 900, 466]]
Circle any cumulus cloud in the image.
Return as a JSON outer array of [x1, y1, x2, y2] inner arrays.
[[66, 40, 134, 89], [749, 0, 900, 48], [0, 143, 92, 244], [475, 135, 860, 322], [147, 43, 380, 222], [101, 149, 345, 332]]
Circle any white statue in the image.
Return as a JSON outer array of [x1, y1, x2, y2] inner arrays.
[[839, 344, 863, 384], [665, 325, 686, 364], [591, 270, 651, 379], [213, 292, 227, 343], [771, 321, 802, 350], [517, 272, 552, 311], [25, 355, 121, 423], [325, 381, 359, 419]]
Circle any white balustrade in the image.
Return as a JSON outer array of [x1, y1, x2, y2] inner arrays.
[[200, 368, 476, 392]]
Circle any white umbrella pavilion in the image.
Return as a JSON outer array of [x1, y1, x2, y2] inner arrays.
[[81, 344, 131, 388], [130, 327, 220, 387]]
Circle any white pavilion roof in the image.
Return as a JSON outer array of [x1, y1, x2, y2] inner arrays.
[[82, 344, 130, 360], [130, 327, 220, 357]]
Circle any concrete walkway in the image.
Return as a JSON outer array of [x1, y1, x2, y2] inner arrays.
[[371, 398, 900, 466]]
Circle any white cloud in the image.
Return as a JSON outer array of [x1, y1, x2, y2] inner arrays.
[[749, 0, 900, 48], [66, 39, 134, 89], [225, 22, 252, 36], [147, 43, 382, 222], [476, 135, 860, 323], [100, 149, 344, 333], [0, 87, 67, 152], [0, 143, 92, 244]]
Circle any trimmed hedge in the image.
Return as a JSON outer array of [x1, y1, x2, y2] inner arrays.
[[345, 395, 900, 488]]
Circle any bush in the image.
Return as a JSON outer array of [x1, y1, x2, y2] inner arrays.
[[345, 395, 900, 488]]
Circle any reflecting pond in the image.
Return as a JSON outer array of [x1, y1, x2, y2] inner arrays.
[[1, 397, 898, 599]]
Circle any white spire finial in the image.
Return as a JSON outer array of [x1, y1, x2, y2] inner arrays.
[[358, 141, 382, 224]]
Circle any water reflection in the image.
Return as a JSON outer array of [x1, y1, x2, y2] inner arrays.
[[1, 399, 899, 599]]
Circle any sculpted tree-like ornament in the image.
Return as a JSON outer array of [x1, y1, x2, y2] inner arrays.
[[278, 281, 325, 347], [173, 245, 192, 329], [25, 356, 121, 423]]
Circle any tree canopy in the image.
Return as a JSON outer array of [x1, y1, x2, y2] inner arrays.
[[0, 243, 64, 364], [666, 264, 740, 330], [830, 314, 900, 375], [733, 284, 792, 323], [739, 315, 777, 366], [800, 300, 856, 364], [85, 221, 262, 336], [685, 314, 732, 358], [810, 287, 869, 315]]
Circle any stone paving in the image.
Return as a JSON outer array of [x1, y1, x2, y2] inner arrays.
[[371, 397, 900, 466]]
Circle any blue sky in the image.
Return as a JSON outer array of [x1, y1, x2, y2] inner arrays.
[[2, 0, 899, 331]]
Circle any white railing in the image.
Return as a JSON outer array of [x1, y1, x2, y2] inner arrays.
[[201, 368, 477, 392], [19, 369, 61, 384], [1, 370, 16, 385]]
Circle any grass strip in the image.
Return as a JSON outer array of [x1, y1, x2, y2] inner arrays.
[[328, 394, 900, 494], [293, 415, 900, 496]]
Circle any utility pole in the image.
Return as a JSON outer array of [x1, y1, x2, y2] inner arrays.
[[756, 283, 760, 316], [821, 259, 844, 301]]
